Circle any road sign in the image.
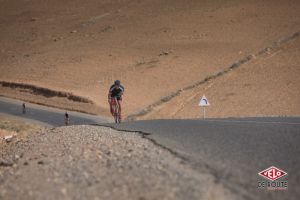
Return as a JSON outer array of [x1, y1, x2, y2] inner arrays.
[[199, 95, 210, 119], [199, 95, 210, 106]]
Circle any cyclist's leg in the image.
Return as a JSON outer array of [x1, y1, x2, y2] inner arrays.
[[110, 99, 116, 116], [117, 99, 122, 119], [112, 98, 119, 122], [110, 102, 114, 116]]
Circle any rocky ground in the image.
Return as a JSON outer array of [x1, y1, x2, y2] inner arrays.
[[0, 113, 42, 142], [0, 125, 236, 200]]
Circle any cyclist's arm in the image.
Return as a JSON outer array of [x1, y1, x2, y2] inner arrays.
[[120, 86, 125, 96], [108, 85, 115, 101], [108, 91, 112, 103]]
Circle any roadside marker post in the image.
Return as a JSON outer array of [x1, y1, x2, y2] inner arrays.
[[199, 95, 210, 119]]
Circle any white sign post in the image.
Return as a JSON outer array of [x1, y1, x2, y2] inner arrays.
[[199, 95, 210, 119]]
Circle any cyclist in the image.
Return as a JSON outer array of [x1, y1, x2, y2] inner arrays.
[[65, 112, 70, 126], [108, 80, 124, 120], [22, 103, 26, 114]]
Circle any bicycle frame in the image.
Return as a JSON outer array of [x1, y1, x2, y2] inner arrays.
[[111, 97, 121, 123]]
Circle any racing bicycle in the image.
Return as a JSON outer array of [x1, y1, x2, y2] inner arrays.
[[111, 97, 121, 123]]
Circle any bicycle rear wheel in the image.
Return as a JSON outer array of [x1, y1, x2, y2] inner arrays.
[[114, 113, 119, 123]]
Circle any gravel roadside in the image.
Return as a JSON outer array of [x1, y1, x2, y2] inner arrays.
[[0, 125, 236, 200]]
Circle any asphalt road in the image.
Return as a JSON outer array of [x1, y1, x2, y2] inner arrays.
[[0, 96, 110, 126], [107, 118, 300, 200], [1, 97, 299, 199]]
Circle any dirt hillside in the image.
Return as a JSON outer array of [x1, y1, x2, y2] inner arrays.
[[1, 0, 299, 118], [138, 36, 300, 119]]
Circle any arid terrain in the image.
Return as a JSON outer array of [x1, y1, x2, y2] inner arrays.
[[1, 2, 300, 199], [138, 35, 300, 119], [0, 113, 42, 142], [0, 125, 237, 200], [1, 0, 300, 118]]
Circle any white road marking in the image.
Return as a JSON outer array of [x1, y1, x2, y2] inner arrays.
[[206, 119, 300, 125]]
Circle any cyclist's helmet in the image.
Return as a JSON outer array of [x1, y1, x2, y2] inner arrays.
[[114, 80, 121, 86]]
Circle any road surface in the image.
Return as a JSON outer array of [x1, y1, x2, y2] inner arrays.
[[105, 118, 300, 200], [1, 96, 299, 199], [0, 96, 110, 126]]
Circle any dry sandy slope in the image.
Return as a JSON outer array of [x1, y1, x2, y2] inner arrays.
[[0, 0, 300, 117], [140, 36, 300, 119]]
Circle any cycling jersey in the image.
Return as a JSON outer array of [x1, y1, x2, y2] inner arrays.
[[109, 84, 124, 100]]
